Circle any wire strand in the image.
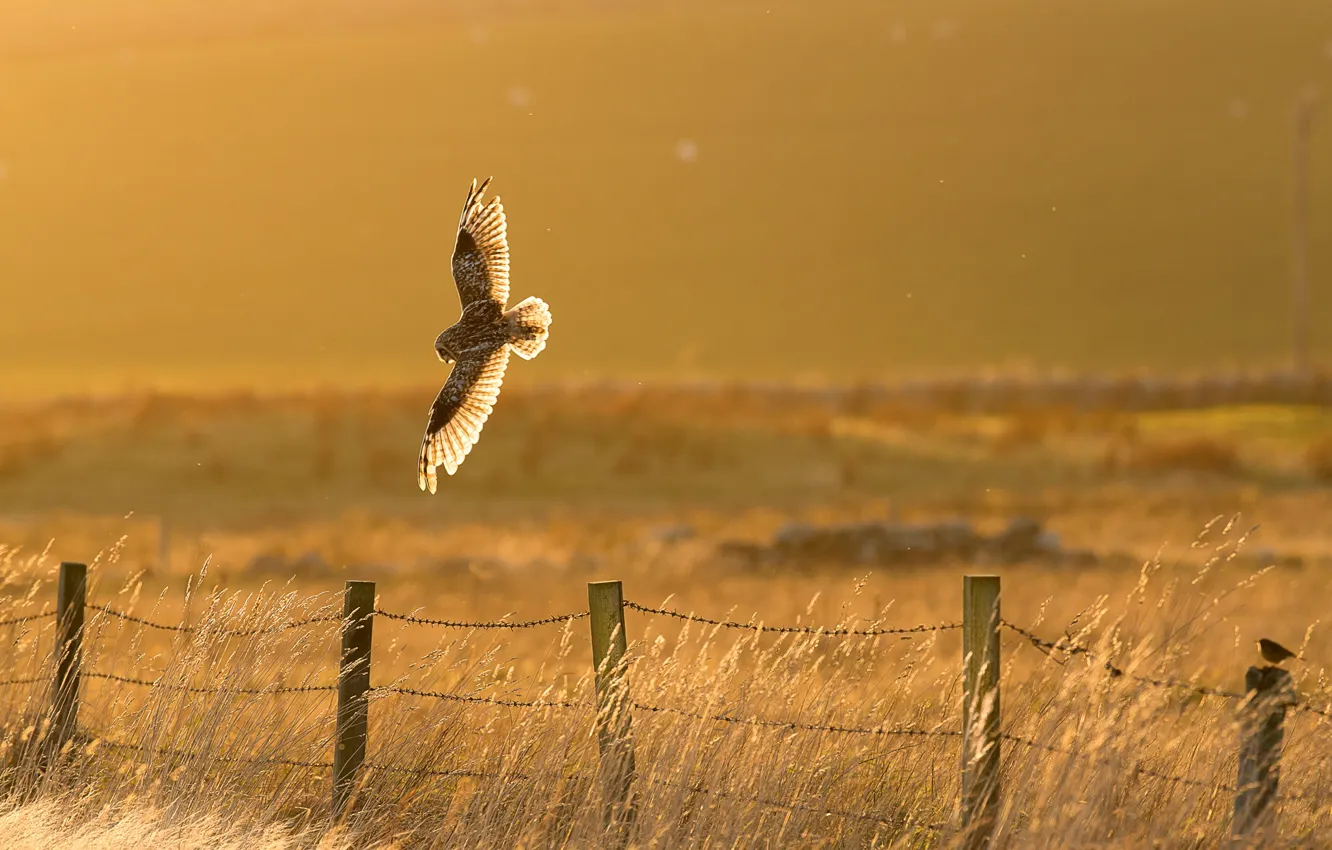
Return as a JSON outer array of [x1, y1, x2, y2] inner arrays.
[[1001, 620, 1248, 701], [372, 609, 589, 629], [647, 776, 937, 829], [0, 610, 55, 627], [625, 601, 960, 636], [85, 671, 336, 695], [631, 700, 961, 739], [97, 740, 332, 769], [86, 603, 339, 636], [370, 685, 585, 709]]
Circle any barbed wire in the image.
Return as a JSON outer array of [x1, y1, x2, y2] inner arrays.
[[998, 732, 1235, 793], [999, 732, 1066, 755], [84, 598, 955, 637], [84, 735, 1243, 799], [85, 603, 339, 636], [13, 678, 1263, 805], [372, 609, 589, 629], [1001, 621, 1249, 701], [210, 615, 342, 637], [1109, 669, 1248, 702], [624, 602, 960, 636], [631, 700, 961, 740], [82, 729, 1238, 799], [85, 671, 336, 695], [370, 685, 585, 710], [85, 604, 189, 632], [372, 687, 957, 745], [77, 735, 1250, 808], [0, 610, 55, 628], [94, 742, 549, 777], [98, 740, 332, 769], [0, 594, 1315, 808], [1129, 762, 1235, 793], [365, 763, 513, 779], [648, 776, 937, 830], [1000, 619, 1090, 658]]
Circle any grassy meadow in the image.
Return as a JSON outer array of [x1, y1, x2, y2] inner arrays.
[[0, 387, 1330, 845]]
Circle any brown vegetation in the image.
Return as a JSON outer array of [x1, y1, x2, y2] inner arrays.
[[0, 518, 1327, 846], [0, 389, 1330, 842], [989, 414, 1050, 455], [1306, 436, 1332, 483], [1124, 436, 1242, 475]]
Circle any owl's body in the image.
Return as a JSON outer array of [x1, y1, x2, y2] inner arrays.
[[417, 178, 552, 493], [434, 300, 509, 362]]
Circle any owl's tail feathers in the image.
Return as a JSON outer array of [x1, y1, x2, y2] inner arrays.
[[505, 296, 552, 361]]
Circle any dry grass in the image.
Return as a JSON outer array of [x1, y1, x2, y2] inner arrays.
[[0, 518, 1328, 847], [0, 801, 347, 849], [0, 390, 1330, 844]]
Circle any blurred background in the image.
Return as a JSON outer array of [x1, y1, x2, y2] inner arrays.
[[2, 0, 1331, 395], [0, 0, 1330, 592]]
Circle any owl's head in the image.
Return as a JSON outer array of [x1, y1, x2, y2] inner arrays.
[[434, 328, 459, 364]]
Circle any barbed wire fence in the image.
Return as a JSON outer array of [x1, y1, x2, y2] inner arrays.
[[0, 562, 1322, 843]]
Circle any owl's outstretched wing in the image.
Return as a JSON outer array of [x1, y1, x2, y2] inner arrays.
[[418, 344, 512, 492], [450, 177, 510, 309]]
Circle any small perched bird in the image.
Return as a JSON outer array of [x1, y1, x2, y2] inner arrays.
[[1257, 638, 1299, 666], [417, 178, 553, 493]]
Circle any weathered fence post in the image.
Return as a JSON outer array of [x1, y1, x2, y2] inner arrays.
[[1232, 665, 1294, 844], [333, 580, 375, 820], [588, 580, 636, 834], [50, 561, 87, 758], [962, 574, 1001, 849]]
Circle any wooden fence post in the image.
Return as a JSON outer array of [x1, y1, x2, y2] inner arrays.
[[333, 580, 375, 820], [1232, 665, 1294, 844], [50, 561, 87, 758], [962, 574, 1001, 850], [588, 580, 636, 833]]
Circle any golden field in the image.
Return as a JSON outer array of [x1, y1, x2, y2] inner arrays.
[[0, 387, 1330, 846]]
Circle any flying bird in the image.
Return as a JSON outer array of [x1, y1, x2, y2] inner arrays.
[[417, 178, 552, 493]]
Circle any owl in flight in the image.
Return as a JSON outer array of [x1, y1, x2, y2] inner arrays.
[[417, 178, 552, 493]]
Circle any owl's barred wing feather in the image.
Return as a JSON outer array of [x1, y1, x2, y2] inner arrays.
[[450, 177, 511, 309], [418, 345, 512, 492]]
